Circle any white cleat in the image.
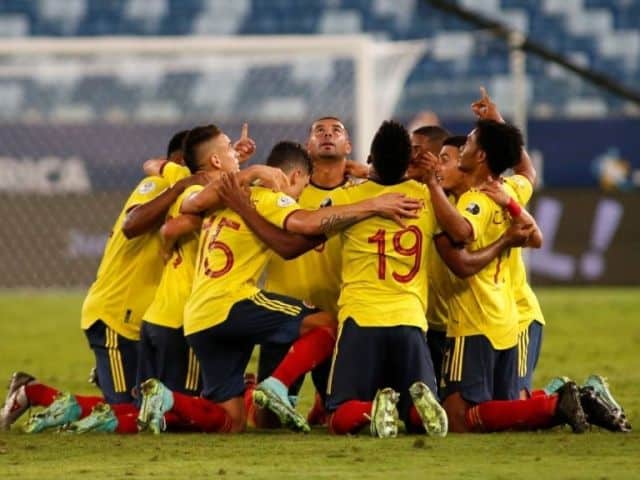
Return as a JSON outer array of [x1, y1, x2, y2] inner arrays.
[[0, 372, 35, 430], [370, 387, 400, 438]]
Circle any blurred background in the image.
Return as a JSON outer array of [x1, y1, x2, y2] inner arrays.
[[0, 0, 638, 288]]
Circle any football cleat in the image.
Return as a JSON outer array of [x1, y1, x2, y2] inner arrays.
[[61, 403, 117, 434], [543, 376, 571, 395], [0, 372, 35, 430], [583, 375, 624, 416], [137, 379, 173, 434], [579, 386, 631, 433], [370, 388, 400, 439], [554, 381, 588, 434], [252, 377, 310, 433], [24, 392, 81, 433], [409, 381, 448, 437]]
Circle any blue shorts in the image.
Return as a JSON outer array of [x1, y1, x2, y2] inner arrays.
[[441, 335, 519, 404], [186, 290, 316, 403], [426, 329, 447, 394], [517, 320, 544, 392], [84, 320, 138, 404], [325, 318, 438, 430], [137, 321, 201, 396]]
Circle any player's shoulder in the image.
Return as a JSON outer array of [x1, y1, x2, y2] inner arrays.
[[457, 188, 492, 216], [250, 186, 297, 207], [134, 175, 168, 194], [502, 174, 532, 205]]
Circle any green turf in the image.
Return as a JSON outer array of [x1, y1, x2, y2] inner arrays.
[[0, 288, 638, 479]]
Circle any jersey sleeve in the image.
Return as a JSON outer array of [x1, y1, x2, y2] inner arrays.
[[125, 176, 169, 210], [456, 190, 492, 241], [252, 188, 302, 229], [504, 174, 533, 206], [161, 162, 191, 186]]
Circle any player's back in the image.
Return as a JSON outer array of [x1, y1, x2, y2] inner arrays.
[[143, 184, 203, 329], [81, 176, 169, 340], [337, 179, 437, 331], [184, 186, 301, 336]]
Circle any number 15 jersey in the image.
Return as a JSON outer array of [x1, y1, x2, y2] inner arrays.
[[336, 179, 437, 331]]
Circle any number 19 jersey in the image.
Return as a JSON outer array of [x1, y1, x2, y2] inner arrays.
[[336, 179, 437, 331]]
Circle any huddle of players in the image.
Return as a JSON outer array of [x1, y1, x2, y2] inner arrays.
[[1, 89, 630, 436]]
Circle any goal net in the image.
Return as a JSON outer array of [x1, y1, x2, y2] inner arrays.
[[0, 35, 427, 287]]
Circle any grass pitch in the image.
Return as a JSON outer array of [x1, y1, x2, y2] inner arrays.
[[0, 288, 639, 479]]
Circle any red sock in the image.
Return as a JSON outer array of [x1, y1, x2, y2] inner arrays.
[[530, 389, 547, 398], [24, 383, 60, 407], [408, 405, 423, 428], [74, 395, 106, 418], [114, 412, 139, 434], [272, 327, 335, 388], [329, 400, 372, 435], [307, 392, 327, 426], [110, 402, 137, 416], [171, 392, 232, 433], [465, 395, 558, 432]]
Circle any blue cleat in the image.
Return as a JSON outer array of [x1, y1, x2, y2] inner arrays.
[[61, 403, 117, 433], [253, 377, 309, 433], [24, 392, 81, 433], [137, 379, 174, 434]]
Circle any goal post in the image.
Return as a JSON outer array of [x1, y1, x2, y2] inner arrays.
[[0, 35, 428, 288]]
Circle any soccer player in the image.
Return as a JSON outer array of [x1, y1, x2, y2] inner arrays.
[[424, 119, 592, 434], [135, 134, 420, 434], [0, 130, 203, 432], [323, 121, 451, 438], [257, 116, 355, 428]]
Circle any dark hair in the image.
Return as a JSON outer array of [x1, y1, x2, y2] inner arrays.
[[183, 124, 222, 174], [370, 120, 411, 185], [474, 120, 524, 176], [166, 129, 190, 159], [412, 125, 450, 143], [442, 135, 467, 149], [266, 141, 312, 175]]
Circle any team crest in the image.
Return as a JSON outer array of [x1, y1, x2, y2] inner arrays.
[[277, 195, 296, 207], [320, 197, 333, 208], [138, 180, 156, 194], [465, 202, 480, 215]]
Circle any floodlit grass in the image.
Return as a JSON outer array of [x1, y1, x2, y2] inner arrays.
[[0, 288, 639, 479]]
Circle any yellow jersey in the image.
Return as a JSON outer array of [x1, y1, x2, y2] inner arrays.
[[336, 179, 438, 331], [81, 176, 169, 340], [161, 162, 190, 186], [143, 185, 204, 329], [503, 175, 545, 330], [183, 187, 301, 336], [446, 184, 518, 349], [264, 181, 350, 315], [426, 239, 451, 332]]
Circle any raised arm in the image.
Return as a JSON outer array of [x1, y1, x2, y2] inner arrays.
[[435, 222, 534, 278], [472, 86, 536, 186], [217, 173, 324, 259], [122, 175, 203, 239]]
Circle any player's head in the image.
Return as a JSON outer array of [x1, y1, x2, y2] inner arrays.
[[266, 141, 312, 200], [307, 116, 352, 163], [459, 120, 523, 177], [438, 135, 467, 192], [408, 125, 450, 179], [166, 129, 190, 165], [183, 124, 239, 174], [368, 120, 411, 185]]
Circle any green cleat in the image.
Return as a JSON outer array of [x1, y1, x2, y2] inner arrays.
[[409, 382, 448, 437], [583, 375, 624, 415], [61, 403, 117, 434], [24, 392, 81, 433], [253, 377, 310, 433], [370, 387, 400, 439], [543, 376, 571, 395], [137, 379, 173, 434]]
